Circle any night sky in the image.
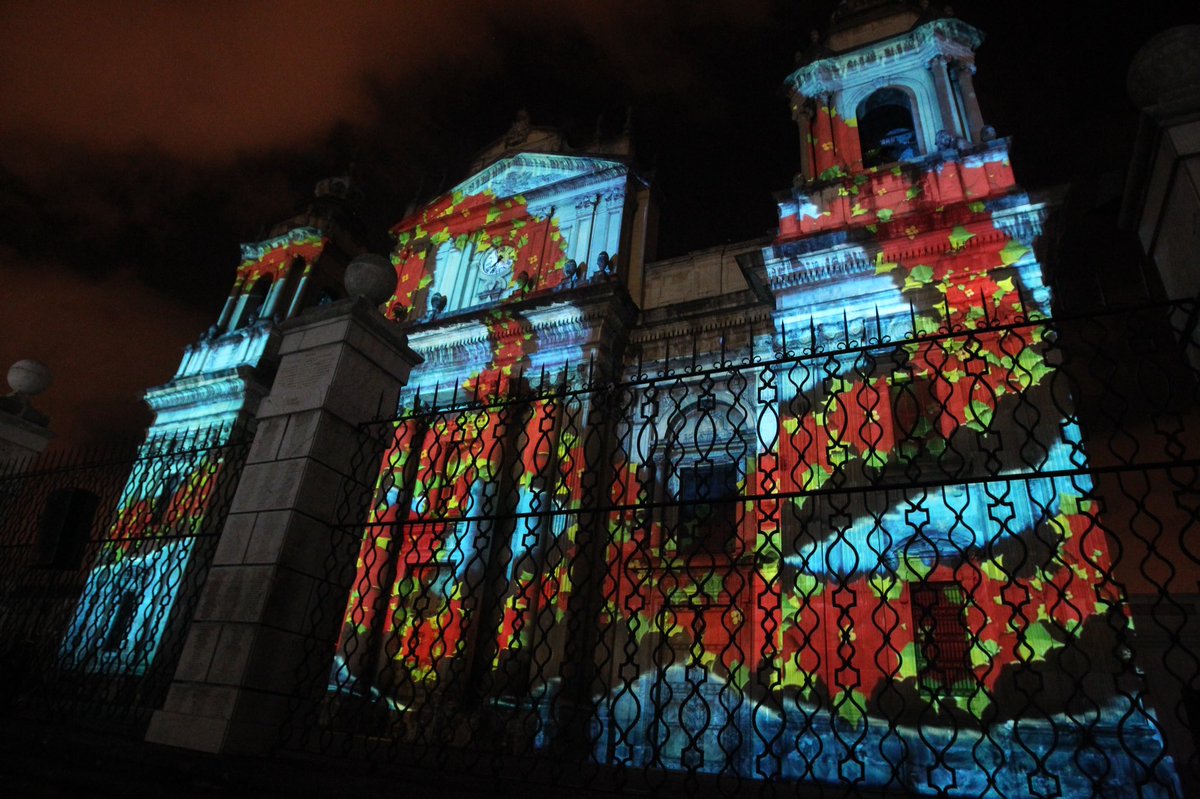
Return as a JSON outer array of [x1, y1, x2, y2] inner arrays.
[[2, 1, 1196, 448]]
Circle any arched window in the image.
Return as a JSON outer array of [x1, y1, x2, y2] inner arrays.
[[856, 87, 919, 168]]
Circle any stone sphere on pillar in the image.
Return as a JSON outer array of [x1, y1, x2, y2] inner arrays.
[[344, 253, 397, 307], [7, 359, 51, 396], [1127, 25, 1200, 109]]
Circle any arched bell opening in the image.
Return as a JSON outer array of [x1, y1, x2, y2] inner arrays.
[[237, 276, 272, 328], [856, 87, 920, 168]]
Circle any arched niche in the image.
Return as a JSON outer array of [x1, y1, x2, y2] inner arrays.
[[36, 487, 100, 569], [429, 240, 469, 314]]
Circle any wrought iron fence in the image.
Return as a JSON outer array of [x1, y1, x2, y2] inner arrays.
[[287, 296, 1200, 798], [0, 424, 252, 733]]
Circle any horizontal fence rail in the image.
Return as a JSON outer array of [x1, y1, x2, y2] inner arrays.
[[285, 297, 1200, 798], [0, 424, 252, 733]]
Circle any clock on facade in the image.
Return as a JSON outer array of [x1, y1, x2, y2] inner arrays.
[[477, 245, 516, 277]]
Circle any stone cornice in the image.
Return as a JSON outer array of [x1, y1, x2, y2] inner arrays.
[[408, 302, 616, 356], [144, 367, 260, 414], [786, 18, 983, 98], [176, 322, 276, 381], [630, 306, 775, 346], [238, 226, 326, 264], [407, 288, 636, 372]]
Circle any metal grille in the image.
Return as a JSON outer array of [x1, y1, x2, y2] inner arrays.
[[0, 424, 251, 733], [287, 297, 1199, 798]]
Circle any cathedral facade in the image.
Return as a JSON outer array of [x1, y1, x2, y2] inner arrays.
[[52, 3, 1184, 796]]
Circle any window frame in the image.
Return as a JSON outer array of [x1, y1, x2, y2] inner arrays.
[[910, 580, 974, 697]]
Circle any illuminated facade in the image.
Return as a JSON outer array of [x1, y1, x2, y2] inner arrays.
[[60, 2, 1179, 795], [60, 179, 368, 676], [330, 4, 1174, 795]]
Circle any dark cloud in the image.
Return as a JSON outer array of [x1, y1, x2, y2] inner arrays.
[[1, 252, 211, 446], [2, 2, 484, 161], [2, 1, 1197, 448], [0, 0, 794, 447], [0, 1, 777, 164]]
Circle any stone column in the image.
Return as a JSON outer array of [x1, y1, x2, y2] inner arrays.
[[927, 55, 962, 143], [225, 292, 251, 332], [812, 94, 836, 176], [258, 274, 288, 321], [284, 259, 314, 320], [952, 61, 986, 142], [215, 278, 244, 330], [145, 296, 420, 754], [793, 98, 815, 182]]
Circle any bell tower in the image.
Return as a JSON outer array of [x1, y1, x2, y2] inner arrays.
[[57, 176, 374, 684], [789, 1, 989, 183], [146, 176, 370, 436], [767, 0, 1046, 334], [730, 4, 1176, 793]]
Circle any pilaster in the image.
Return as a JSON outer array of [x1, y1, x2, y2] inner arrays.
[[926, 55, 962, 140], [794, 100, 815, 182], [952, 61, 985, 142]]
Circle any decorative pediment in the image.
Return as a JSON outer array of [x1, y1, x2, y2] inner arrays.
[[452, 152, 626, 201]]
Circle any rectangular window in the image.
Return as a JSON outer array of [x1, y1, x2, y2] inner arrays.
[[676, 462, 738, 556], [149, 471, 184, 527], [911, 581, 973, 696]]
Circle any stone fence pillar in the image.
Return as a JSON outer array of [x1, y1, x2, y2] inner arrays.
[[146, 297, 419, 754], [0, 359, 54, 464]]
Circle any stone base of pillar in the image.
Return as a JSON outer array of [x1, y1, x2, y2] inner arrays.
[[146, 298, 420, 754], [0, 410, 53, 464]]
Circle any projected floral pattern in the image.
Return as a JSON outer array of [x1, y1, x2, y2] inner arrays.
[[385, 188, 574, 321], [235, 229, 328, 285], [329, 86, 1166, 798], [601, 214, 1117, 731], [338, 166, 614, 697], [62, 441, 236, 675]]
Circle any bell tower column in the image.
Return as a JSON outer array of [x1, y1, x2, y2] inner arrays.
[[951, 60, 986, 141], [812, 94, 838, 175], [927, 54, 964, 141], [793, 98, 816, 181]]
